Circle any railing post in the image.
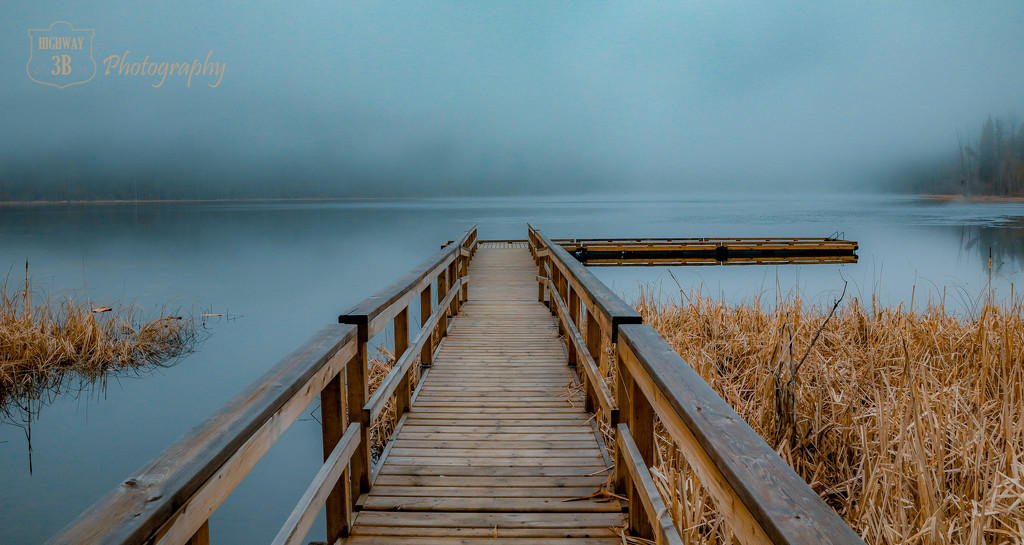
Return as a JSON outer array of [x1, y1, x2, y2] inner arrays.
[[585, 311, 604, 414], [186, 521, 210, 545], [437, 269, 449, 341], [628, 376, 656, 539], [394, 306, 411, 416], [537, 272, 545, 303], [613, 355, 632, 497], [559, 274, 569, 307], [420, 285, 433, 368], [549, 267, 560, 315], [565, 288, 579, 367], [321, 372, 351, 541], [347, 326, 370, 507], [459, 253, 469, 303], [448, 261, 459, 315]]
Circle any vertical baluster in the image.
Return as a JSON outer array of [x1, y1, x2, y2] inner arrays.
[[537, 261, 546, 303], [448, 261, 459, 315], [565, 288, 579, 367], [394, 307, 411, 416], [559, 274, 569, 307], [629, 372, 656, 539], [437, 269, 449, 341], [459, 252, 469, 303], [186, 521, 209, 545], [549, 267, 560, 315], [321, 372, 350, 540], [585, 311, 604, 414], [347, 327, 370, 507], [420, 285, 433, 368], [614, 351, 632, 498]]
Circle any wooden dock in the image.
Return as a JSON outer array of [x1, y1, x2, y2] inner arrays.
[[348, 245, 623, 543], [48, 226, 864, 545]]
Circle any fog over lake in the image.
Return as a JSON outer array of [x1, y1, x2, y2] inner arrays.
[[2, 2, 1024, 199]]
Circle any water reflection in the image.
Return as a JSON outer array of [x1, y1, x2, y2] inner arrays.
[[959, 220, 1024, 275]]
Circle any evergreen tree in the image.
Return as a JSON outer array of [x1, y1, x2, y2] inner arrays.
[[979, 116, 998, 188]]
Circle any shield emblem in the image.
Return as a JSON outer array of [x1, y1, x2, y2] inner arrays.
[[27, 21, 95, 88]]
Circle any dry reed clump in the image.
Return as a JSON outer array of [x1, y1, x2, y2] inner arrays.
[[0, 277, 201, 423], [366, 344, 422, 461], [634, 286, 1024, 544]]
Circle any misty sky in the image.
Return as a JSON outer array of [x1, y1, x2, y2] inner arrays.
[[3, 1, 1024, 197]]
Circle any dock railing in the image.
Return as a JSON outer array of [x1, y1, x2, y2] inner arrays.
[[528, 224, 864, 545], [46, 225, 478, 545]]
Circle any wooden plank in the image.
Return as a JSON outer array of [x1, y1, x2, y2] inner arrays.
[[386, 448, 601, 458], [395, 432, 597, 441], [346, 532, 614, 540], [371, 475, 608, 488], [367, 486, 601, 497], [382, 457, 604, 467], [351, 526, 615, 538], [271, 423, 360, 545], [45, 325, 358, 545], [351, 511, 623, 528], [361, 496, 620, 512], [391, 440, 599, 449]]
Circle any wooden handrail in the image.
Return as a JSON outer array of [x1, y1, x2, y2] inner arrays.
[[617, 324, 864, 545], [542, 276, 618, 426], [362, 276, 463, 422], [528, 225, 862, 544], [271, 422, 361, 545], [529, 224, 641, 336], [45, 325, 358, 545], [339, 225, 476, 336]]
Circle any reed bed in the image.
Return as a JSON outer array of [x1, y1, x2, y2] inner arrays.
[[366, 343, 424, 461], [0, 277, 200, 424], [633, 286, 1024, 544]]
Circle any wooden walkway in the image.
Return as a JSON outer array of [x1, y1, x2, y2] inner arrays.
[[346, 246, 625, 543]]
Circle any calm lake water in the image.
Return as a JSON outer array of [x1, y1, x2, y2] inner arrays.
[[2, 194, 1023, 544]]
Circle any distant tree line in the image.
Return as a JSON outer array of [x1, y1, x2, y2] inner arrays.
[[0, 157, 352, 202], [895, 114, 1024, 196]]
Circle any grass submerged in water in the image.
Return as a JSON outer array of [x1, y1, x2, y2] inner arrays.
[[0, 274, 201, 425], [635, 285, 1024, 544]]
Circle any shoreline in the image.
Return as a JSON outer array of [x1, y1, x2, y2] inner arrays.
[[921, 193, 1024, 203], [0, 197, 391, 207]]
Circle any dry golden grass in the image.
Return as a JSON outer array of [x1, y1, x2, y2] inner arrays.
[[366, 343, 424, 461], [1, 277, 200, 423], [633, 285, 1024, 544]]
